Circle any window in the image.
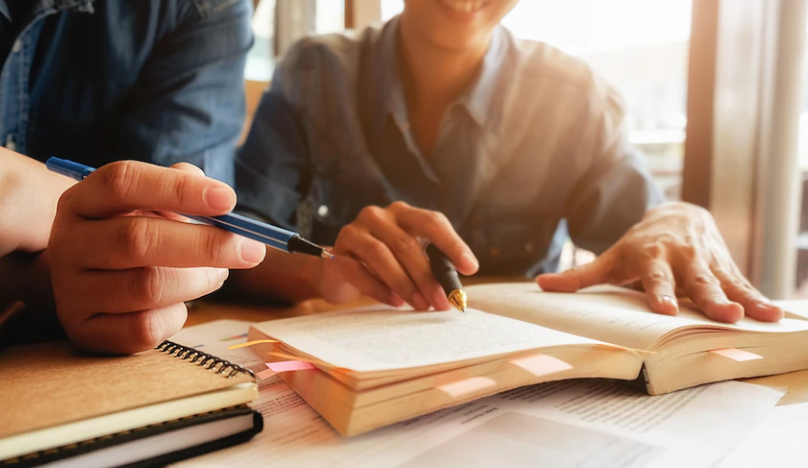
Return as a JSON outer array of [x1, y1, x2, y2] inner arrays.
[[245, 0, 345, 82], [794, 8, 808, 296]]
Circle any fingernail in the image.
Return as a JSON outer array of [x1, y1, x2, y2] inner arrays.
[[660, 295, 678, 313], [390, 294, 406, 308], [413, 292, 429, 311], [462, 252, 479, 270], [204, 186, 235, 211], [239, 239, 266, 264], [217, 268, 230, 283]]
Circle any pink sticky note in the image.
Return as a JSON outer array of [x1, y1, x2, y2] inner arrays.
[[710, 348, 763, 362], [265, 360, 317, 373], [437, 377, 497, 398], [256, 369, 276, 380], [509, 354, 573, 377]]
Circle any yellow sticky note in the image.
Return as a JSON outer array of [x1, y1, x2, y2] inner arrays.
[[710, 348, 763, 362], [509, 354, 573, 377], [437, 377, 497, 398], [227, 339, 278, 350]]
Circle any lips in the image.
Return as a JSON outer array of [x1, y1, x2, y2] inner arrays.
[[437, 0, 489, 14]]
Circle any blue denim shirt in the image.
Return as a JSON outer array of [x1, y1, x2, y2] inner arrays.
[[237, 17, 665, 277], [0, 0, 252, 183]]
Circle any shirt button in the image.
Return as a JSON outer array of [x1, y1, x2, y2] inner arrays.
[[5, 135, 15, 151], [317, 205, 329, 217], [489, 247, 500, 258], [11, 40, 21, 53], [525, 242, 535, 254]]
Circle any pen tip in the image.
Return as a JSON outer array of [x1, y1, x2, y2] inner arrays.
[[448, 289, 468, 313], [321, 250, 336, 260]]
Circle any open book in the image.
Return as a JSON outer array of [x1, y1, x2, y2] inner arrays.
[[246, 283, 808, 437]]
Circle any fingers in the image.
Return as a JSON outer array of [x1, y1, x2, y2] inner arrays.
[[680, 263, 744, 323], [170, 162, 205, 176], [639, 260, 678, 316], [62, 267, 229, 314], [68, 303, 189, 354], [357, 207, 448, 309], [62, 160, 236, 219], [391, 203, 479, 275], [536, 252, 613, 292], [335, 224, 432, 310], [321, 256, 405, 307], [714, 269, 784, 322], [60, 216, 265, 269]]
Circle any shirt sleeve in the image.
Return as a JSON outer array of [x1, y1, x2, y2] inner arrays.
[[563, 83, 666, 254], [109, 0, 254, 186], [234, 39, 317, 230]]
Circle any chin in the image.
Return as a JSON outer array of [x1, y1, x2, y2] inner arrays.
[[402, 0, 515, 51]]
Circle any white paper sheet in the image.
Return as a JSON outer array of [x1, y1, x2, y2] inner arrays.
[[715, 401, 808, 468], [252, 306, 605, 372], [169, 320, 783, 468]]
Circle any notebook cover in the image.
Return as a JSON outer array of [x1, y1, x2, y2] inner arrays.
[[1, 406, 263, 468], [0, 341, 255, 439]]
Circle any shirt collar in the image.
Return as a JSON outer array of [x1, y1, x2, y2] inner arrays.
[[459, 26, 510, 134], [371, 18, 512, 138]]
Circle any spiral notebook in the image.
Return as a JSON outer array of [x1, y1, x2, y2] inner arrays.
[[0, 340, 261, 467]]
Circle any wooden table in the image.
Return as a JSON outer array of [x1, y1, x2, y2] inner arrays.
[[186, 298, 808, 406]]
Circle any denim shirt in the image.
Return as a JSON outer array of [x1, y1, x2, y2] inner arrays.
[[237, 17, 665, 277], [0, 0, 252, 183]]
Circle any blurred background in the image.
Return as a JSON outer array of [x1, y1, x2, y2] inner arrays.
[[243, 0, 808, 300]]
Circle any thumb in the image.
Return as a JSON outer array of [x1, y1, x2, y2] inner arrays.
[[536, 254, 613, 292]]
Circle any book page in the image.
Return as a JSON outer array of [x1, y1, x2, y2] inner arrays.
[[468, 283, 808, 351], [171, 320, 784, 468], [252, 306, 609, 373]]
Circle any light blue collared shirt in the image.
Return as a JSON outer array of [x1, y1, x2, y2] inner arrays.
[[236, 16, 664, 276]]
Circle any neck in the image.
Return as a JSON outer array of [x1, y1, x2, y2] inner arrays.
[[396, 16, 491, 109]]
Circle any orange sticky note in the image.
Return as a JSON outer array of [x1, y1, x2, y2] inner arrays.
[[228, 339, 278, 350], [256, 369, 276, 380], [509, 354, 573, 377], [266, 361, 317, 373], [710, 348, 763, 362], [437, 377, 497, 398]]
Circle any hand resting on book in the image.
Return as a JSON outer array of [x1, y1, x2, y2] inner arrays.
[[537, 201, 783, 323]]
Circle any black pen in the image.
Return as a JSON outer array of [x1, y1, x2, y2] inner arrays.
[[426, 244, 467, 312]]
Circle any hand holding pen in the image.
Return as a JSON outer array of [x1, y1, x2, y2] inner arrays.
[[318, 201, 478, 311], [46, 159, 328, 355]]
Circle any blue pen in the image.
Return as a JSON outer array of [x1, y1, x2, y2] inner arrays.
[[46, 157, 335, 260]]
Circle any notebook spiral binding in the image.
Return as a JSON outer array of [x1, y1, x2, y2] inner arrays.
[[156, 340, 255, 379]]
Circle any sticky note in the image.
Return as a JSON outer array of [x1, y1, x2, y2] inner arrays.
[[437, 377, 497, 398], [509, 354, 573, 377], [710, 348, 763, 362], [265, 360, 317, 373], [256, 369, 276, 380], [227, 339, 278, 350]]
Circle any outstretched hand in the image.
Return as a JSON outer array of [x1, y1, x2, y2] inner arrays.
[[537, 202, 783, 323]]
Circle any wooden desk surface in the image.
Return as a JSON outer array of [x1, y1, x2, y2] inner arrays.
[[186, 298, 808, 406]]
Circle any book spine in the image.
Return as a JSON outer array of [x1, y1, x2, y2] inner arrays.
[[156, 341, 255, 379]]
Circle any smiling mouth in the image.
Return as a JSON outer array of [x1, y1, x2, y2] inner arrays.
[[438, 0, 490, 13]]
